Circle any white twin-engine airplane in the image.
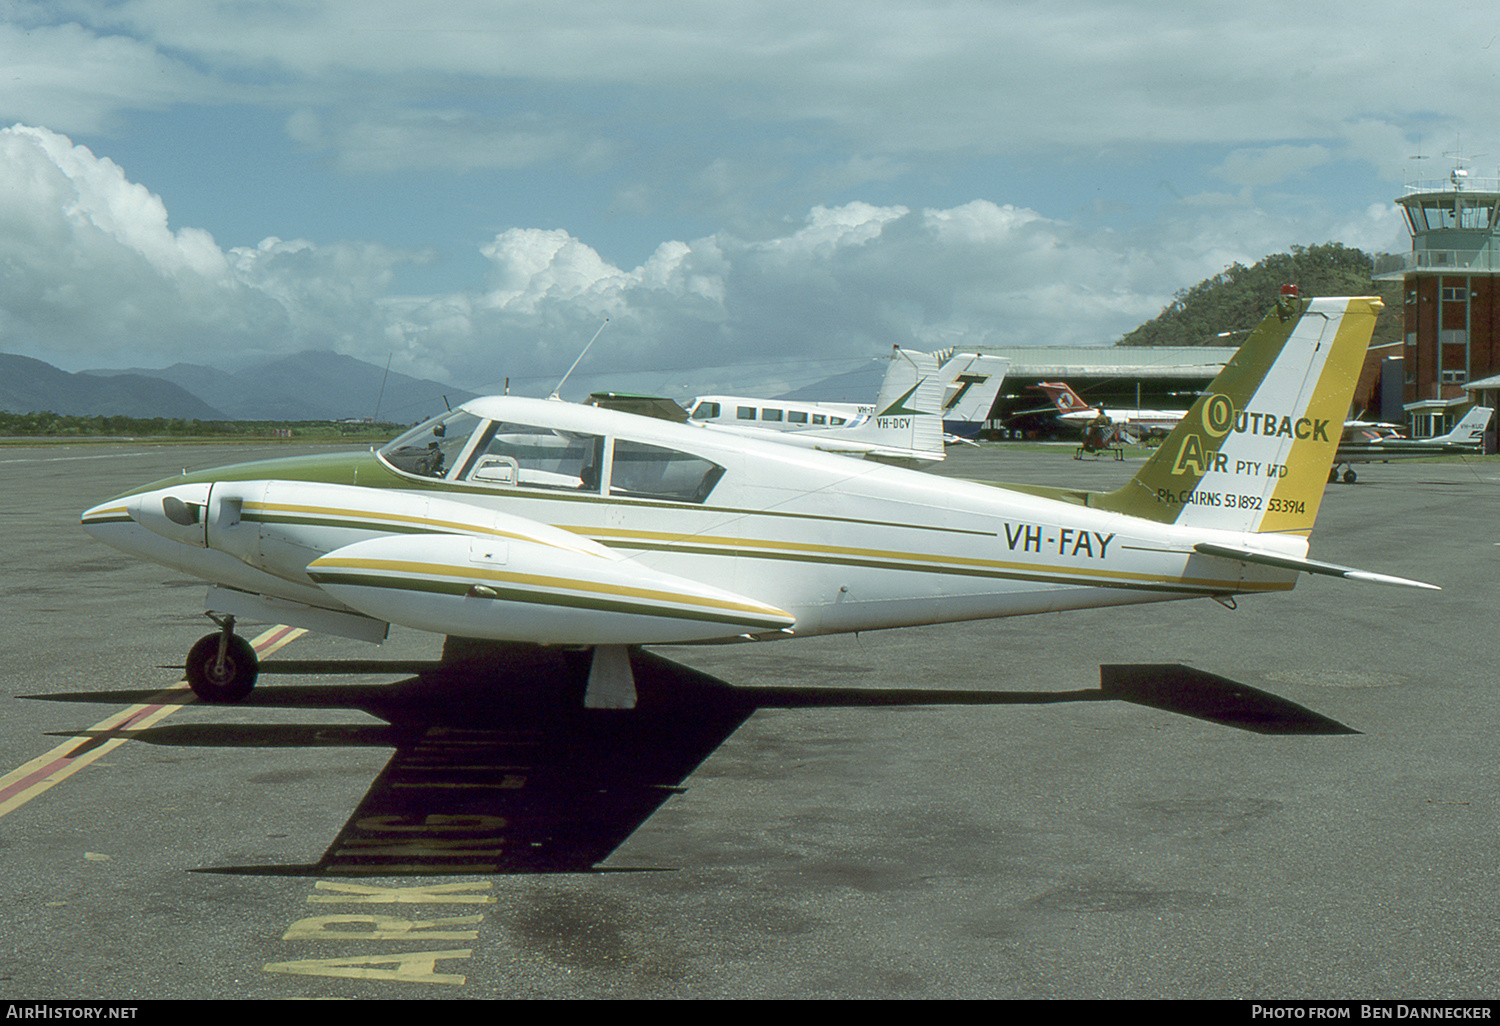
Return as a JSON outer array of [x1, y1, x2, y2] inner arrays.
[[82, 294, 1435, 708], [686, 348, 1009, 461]]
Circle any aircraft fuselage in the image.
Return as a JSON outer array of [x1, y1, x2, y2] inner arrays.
[[82, 396, 1295, 649]]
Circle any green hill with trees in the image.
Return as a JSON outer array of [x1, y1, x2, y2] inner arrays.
[[1119, 242, 1402, 348]]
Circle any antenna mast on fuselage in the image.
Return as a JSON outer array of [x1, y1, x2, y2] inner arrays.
[[549, 318, 609, 400]]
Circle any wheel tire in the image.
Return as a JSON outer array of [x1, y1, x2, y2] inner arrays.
[[185, 632, 258, 703]]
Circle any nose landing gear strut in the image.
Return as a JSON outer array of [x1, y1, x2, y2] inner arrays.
[[184, 613, 259, 703]]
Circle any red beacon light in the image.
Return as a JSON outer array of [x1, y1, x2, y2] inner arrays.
[[1275, 283, 1301, 320]]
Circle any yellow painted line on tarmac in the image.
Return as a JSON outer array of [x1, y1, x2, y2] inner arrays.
[[0, 625, 306, 819]]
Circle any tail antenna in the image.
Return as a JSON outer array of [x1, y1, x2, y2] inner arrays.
[[549, 318, 610, 400]]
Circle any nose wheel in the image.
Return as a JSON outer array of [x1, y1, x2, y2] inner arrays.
[[185, 614, 259, 703]]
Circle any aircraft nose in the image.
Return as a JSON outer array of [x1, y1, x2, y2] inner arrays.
[[123, 482, 214, 548]]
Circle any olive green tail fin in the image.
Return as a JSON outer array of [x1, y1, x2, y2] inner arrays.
[[1095, 294, 1383, 536]]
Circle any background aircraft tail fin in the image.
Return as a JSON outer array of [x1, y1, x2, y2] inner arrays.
[[831, 348, 945, 457], [1093, 294, 1383, 536], [1438, 405, 1493, 443], [938, 354, 1009, 437], [1034, 381, 1094, 414]]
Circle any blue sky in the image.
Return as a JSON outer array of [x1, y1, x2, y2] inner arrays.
[[0, 1, 1493, 403]]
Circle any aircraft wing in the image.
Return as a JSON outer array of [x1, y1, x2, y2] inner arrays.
[[1335, 448, 1464, 465], [306, 529, 797, 646]]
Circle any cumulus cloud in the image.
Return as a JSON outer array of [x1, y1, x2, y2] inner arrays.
[[0, 125, 417, 368], [0, 125, 238, 359], [0, 121, 1142, 387], [0, 122, 1408, 402], [383, 199, 1188, 396]]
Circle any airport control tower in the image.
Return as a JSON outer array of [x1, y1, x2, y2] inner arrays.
[[1378, 164, 1500, 434]]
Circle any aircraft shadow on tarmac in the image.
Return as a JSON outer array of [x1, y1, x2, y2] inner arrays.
[[33, 641, 1355, 877]]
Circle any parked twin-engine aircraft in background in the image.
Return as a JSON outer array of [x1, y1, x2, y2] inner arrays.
[[82, 294, 1435, 710], [1330, 405, 1493, 482], [685, 348, 1009, 461], [1033, 381, 1186, 443]]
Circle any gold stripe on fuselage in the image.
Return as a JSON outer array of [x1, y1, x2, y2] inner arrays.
[[242, 501, 603, 557], [565, 525, 1287, 595]]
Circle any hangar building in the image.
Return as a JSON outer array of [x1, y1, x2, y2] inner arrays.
[[978, 336, 1403, 440], [978, 345, 1232, 439]]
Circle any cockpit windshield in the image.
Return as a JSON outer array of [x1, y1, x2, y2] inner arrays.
[[378, 406, 726, 503], [379, 410, 482, 478]]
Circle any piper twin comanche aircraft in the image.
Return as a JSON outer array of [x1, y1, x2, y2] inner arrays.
[[1330, 405, 1493, 483], [685, 348, 1009, 462], [1034, 381, 1187, 442], [81, 294, 1435, 708]]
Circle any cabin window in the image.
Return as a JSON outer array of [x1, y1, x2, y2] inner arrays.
[[788, 410, 808, 424], [691, 401, 720, 420], [609, 440, 725, 503], [762, 408, 783, 422], [379, 410, 483, 478], [737, 406, 756, 420], [461, 422, 605, 492], [812, 414, 827, 425]]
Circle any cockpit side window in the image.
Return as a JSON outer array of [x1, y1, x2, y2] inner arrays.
[[460, 421, 605, 492], [609, 440, 724, 503], [379, 410, 483, 478]]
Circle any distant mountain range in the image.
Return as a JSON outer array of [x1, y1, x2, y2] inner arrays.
[[0, 351, 476, 422]]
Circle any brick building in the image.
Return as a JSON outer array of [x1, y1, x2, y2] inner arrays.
[[1377, 168, 1500, 439]]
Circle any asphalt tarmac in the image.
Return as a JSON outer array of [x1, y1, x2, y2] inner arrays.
[[2, 440, 1497, 1000]]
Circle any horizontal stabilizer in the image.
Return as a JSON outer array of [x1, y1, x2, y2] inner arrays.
[[1192, 542, 1439, 591]]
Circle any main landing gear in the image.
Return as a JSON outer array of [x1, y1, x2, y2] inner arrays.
[[185, 613, 259, 703]]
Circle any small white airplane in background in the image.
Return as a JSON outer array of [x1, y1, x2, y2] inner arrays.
[[1034, 381, 1186, 442], [684, 348, 1008, 463], [1330, 405, 1493, 483], [82, 293, 1433, 710]]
